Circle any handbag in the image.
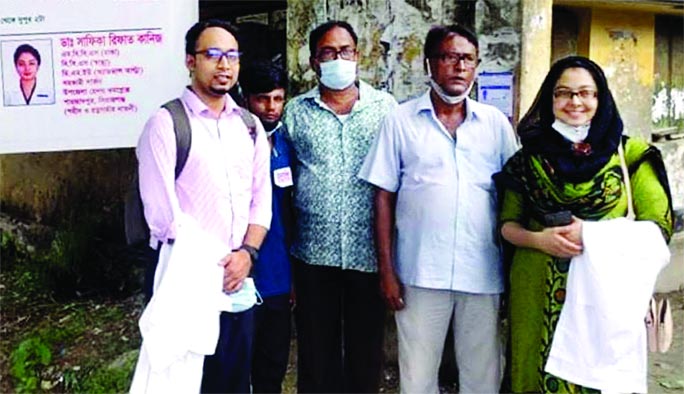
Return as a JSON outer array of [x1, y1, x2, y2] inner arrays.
[[618, 141, 673, 353]]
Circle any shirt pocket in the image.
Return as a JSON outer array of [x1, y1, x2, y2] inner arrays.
[[462, 147, 499, 190], [401, 143, 453, 188]]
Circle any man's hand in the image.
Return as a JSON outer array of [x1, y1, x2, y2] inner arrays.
[[219, 249, 252, 293], [380, 270, 405, 311], [289, 285, 296, 310]]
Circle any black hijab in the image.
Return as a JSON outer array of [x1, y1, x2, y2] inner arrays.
[[518, 56, 623, 183]]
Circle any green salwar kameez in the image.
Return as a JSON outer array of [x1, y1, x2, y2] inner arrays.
[[500, 138, 673, 393]]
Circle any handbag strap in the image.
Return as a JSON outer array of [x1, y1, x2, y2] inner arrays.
[[617, 141, 635, 220]]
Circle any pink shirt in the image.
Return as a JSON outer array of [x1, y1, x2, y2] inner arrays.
[[137, 88, 271, 249]]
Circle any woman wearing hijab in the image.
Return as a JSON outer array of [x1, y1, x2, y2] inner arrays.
[[495, 56, 673, 392], [4, 44, 53, 106]]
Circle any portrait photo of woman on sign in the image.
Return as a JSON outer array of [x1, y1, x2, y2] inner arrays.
[[2, 40, 56, 106]]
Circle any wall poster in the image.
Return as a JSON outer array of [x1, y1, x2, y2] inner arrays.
[[0, 0, 198, 154]]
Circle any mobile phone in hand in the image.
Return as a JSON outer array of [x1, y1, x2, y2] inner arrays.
[[544, 210, 572, 227]]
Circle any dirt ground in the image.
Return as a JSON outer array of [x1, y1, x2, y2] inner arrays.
[[281, 290, 684, 393], [1, 286, 682, 393]]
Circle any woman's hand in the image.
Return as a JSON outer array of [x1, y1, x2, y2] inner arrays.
[[534, 217, 583, 258], [562, 216, 583, 245], [501, 218, 584, 259]]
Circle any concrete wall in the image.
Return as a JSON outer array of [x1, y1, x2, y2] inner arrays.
[[0, 150, 134, 225], [589, 8, 655, 141]]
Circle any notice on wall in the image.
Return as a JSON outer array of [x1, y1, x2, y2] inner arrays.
[[0, 0, 198, 154], [477, 71, 513, 118]]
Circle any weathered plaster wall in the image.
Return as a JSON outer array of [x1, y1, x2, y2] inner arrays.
[[516, 0, 550, 118], [589, 9, 654, 140], [287, 0, 481, 102], [475, 0, 520, 72]]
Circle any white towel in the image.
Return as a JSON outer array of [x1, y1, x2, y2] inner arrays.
[[545, 218, 670, 393]]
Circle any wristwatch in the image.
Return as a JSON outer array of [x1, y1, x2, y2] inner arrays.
[[239, 244, 259, 264]]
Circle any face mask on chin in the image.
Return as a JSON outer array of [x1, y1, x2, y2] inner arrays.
[[425, 59, 474, 105], [552, 119, 591, 143], [319, 59, 357, 90]]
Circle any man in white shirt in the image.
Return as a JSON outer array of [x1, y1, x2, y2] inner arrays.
[[359, 24, 518, 394]]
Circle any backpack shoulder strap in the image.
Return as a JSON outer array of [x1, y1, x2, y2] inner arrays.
[[238, 107, 257, 143], [162, 98, 192, 179]]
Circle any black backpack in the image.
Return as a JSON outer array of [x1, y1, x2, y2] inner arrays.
[[124, 98, 257, 246]]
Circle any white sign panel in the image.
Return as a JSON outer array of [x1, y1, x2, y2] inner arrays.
[[0, 0, 198, 154], [478, 71, 513, 118]]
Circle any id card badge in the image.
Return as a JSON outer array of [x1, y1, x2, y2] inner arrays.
[[273, 167, 294, 187]]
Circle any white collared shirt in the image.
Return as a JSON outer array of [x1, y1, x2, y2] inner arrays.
[[4, 79, 54, 106], [359, 91, 519, 293]]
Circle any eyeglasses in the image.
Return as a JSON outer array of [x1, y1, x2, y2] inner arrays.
[[434, 52, 478, 68], [316, 47, 357, 62], [195, 48, 241, 64], [553, 89, 597, 101]]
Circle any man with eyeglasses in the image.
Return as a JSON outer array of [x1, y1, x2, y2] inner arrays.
[[359, 25, 519, 393], [282, 20, 397, 393], [135, 19, 271, 393]]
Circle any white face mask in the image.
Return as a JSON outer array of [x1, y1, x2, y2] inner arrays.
[[425, 59, 474, 105], [319, 59, 357, 90], [552, 118, 590, 143], [223, 277, 262, 313]]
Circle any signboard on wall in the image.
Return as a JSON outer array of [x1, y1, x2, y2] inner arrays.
[[478, 71, 513, 118], [0, 0, 198, 154]]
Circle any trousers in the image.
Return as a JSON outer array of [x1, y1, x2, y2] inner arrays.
[[200, 309, 254, 393], [294, 259, 385, 393], [252, 293, 291, 393], [396, 286, 502, 394]]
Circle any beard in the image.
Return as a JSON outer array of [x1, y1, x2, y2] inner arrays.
[[261, 120, 278, 131], [209, 86, 230, 96]]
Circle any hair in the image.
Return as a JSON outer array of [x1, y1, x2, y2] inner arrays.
[[423, 24, 479, 59], [308, 20, 358, 58], [240, 59, 288, 95], [184, 19, 239, 55], [14, 44, 41, 66]]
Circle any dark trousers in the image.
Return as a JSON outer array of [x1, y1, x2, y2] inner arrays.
[[294, 259, 386, 393], [142, 243, 162, 302], [252, 294, 292, 393], [201, 309, 255, 394]]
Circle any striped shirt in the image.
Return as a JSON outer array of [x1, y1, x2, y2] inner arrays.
[[137, 88, 271, 249]]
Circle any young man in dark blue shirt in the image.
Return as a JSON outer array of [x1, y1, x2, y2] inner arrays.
[[240, 60, 294, 394]]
